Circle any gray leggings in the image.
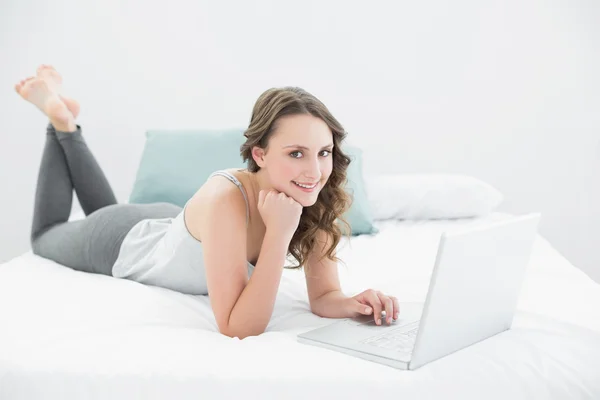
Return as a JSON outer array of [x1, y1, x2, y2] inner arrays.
[[31, 123, 181, 276]]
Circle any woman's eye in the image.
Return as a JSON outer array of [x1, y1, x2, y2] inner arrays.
[[289, 150, 332, 158]]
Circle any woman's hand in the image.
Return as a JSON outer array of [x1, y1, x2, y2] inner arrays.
[[346, 289, 399, 325], [257, 189, 303, 240]]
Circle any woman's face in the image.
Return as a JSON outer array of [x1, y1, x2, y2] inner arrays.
[[253, 114, 334, 207]]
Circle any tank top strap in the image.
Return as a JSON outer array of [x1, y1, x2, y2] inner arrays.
[[208, 170, 250, 227]]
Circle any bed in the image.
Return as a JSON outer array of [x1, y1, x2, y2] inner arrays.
[[1, 211, 599, 399]]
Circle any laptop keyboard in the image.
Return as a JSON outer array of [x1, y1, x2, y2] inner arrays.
[[360, 321, 420, 353]]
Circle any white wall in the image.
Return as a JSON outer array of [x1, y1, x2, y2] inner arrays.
[[1, 0, 599, 282]]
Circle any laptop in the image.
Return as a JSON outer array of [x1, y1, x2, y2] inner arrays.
[[297, 213, 541, 370]]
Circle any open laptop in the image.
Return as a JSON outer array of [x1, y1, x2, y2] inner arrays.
[[297, 213, 541, 370]]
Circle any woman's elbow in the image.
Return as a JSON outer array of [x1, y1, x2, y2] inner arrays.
[[220, 325, 264, 340]]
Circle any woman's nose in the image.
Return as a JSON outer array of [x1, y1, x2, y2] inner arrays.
[[305, 159, 321, 180]]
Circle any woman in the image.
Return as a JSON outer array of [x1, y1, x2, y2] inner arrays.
[[15, 65, 399, 339]]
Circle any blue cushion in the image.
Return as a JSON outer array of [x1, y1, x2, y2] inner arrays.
[[129, 129, 377, 236], [342, 145, 379, 235]]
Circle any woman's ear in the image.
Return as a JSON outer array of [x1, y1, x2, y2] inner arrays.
[[252, 146, 267, 168]]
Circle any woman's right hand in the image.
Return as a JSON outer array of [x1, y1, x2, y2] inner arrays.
[[257, 189, 303, 240]]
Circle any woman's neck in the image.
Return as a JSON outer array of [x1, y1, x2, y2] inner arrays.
[[242, 168, 274, 230], [246, 168, 273, 205]]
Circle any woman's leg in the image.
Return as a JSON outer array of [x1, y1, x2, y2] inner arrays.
[[32, 125, 180, 274], [54, 125, 118, 216], [33, 64, 117, 218], [21, 77, 124, 273], [33, 202, 181, 275], [30, 124, 76, 243], [31, 123, 118, 237], [28, 124, 122, 275], [17, 66, 181, 275]]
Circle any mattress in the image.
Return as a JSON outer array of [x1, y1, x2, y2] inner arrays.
[[1, 212, 599, 399]]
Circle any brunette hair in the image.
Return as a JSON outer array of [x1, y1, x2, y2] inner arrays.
[[240, 87, 353, 270]]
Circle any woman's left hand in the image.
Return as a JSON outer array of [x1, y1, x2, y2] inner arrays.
[[345, 289, 399, 325]]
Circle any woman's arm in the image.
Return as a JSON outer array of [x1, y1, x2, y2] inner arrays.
[[304, 229, 347, 317], [198, 186, 292, 339], [225, 229, 289, 339], [305, 229, 399, 324]]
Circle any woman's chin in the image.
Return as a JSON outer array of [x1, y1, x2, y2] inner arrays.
[[289, 182, 321, 207], [297, 194, 319, 208]]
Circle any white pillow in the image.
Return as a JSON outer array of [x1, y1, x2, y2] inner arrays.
[[365, 173, 504, 221]]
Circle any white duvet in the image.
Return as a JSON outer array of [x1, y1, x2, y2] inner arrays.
[[1, 212, 599, 400]]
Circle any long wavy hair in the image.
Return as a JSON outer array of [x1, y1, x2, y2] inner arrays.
[[240, 87, 353, 271]]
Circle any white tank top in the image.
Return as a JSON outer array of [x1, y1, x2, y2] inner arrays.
[[112, 171, 255, 295]]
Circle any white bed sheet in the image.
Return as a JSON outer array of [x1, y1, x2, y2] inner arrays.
[[1, 212, 599, 400]]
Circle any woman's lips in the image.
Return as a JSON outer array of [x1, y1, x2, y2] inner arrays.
[[292, 181, 318, 192]]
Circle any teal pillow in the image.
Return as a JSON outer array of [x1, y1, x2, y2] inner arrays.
[[129, 129, 377, 236], [341, 146, 379, 236], [129, 129, 247, 207]]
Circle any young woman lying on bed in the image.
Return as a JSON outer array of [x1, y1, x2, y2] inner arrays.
[[15, 65, 399, 339]]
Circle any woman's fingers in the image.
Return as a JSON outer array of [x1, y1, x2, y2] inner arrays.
[[364, 290, 384, 325], [374, 291, 394, 324], [390, 296, 400, 321], [355, 289, 400, 325]]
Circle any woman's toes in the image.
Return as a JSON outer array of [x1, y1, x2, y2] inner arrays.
[[15, 77, 35, 94], [36, 65, 62, 90], [36, 65, 49, 75], [37, 65, 56, 74]]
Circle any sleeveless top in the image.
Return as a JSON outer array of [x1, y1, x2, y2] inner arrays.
[[111, 170, 255, 295]]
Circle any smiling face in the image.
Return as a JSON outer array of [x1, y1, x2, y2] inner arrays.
[[251, 113, 334, 207]]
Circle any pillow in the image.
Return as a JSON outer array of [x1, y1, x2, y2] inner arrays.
[[129, 129, 247, 208], [365, 173, 504, 220], [129, 129, 377, 236], [340, 145, 378, 236]]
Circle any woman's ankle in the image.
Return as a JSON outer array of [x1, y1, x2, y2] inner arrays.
[[50, 118, 77, 133]]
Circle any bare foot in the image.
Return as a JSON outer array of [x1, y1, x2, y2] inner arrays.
[[36, 64, 80, 119], [60, 95, 80, 119], [36, 64, 62, 92], [15, 77, 75, 132]]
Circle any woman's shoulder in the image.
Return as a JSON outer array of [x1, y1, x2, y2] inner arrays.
[[191, 168, 252, 202], [183, 168, 251, 241], [199, 168, 255, 216], [220, 168, 253, 189]]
